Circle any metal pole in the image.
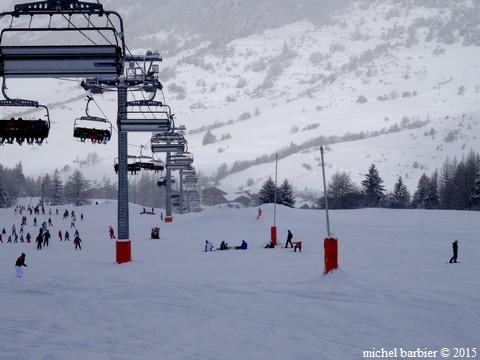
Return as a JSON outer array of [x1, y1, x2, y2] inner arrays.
[[179, 169, 184, 214], [273, 153, 278, 226], [117, 76, 129, 240], [165, 152, 172, 221], [320, 146, 331, 236]]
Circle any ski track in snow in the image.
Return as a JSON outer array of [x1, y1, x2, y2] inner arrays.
[[0, 201, 479, 359]]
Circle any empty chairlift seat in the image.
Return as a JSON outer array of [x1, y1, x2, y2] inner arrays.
[[119, 101, 172, 132], [0, 45, 122, 78]]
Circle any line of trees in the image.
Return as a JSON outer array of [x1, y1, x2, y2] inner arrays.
[[258, 177, 296, 208], [322, 150, 480, 210]]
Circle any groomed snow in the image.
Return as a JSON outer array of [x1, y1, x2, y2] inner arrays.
[[0, 202, 479, 359]]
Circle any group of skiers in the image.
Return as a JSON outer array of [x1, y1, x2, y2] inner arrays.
[[204, 240, 248, 251]]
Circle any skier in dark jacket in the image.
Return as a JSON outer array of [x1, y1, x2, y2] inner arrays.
[[449, 240, 459, 263], [36, 232, 43, 250], [15, 253, 27, 278], [285, 230, 294, 248], [74, 235, 82, 250], [26, 232, 31, 243], [65, 231, 70, 241], [43, 230, 51, 247]]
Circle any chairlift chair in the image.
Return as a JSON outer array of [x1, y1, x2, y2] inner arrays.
[[0, 1, 126, 79], [73, 96, 112, 144], [0, 99, 50, 145], [120, 100, 172, 132], [114, 157, 142, 175]]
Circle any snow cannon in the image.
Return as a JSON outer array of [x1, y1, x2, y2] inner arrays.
[[324, 237, 338, 275], [116, 240, 131, 264], [270, 226, 277, 247]]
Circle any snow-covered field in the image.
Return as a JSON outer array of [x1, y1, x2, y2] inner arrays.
[[0, 201, 479, 359]]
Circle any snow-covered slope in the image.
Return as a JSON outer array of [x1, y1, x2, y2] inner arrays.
[[1, 0, 480, 194], [0, 202, 479, 359]]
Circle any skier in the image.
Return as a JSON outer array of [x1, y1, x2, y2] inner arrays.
[[204, 240, 214, 252], [41, 221, 47, 232], [70, 218, 76, 228], [161, 213, 164, 221], [41, 205, 45, 215], [20, 234, 24, 243], [26, 232, 31, 243], [43, 230, 51, 247], [55, 209, 59, 216], [74, 235, 82, 250], [36, 232, 43, 250], [449, 240, 459, 264], [20, 225, 24, 234], [15, 253, 27, 278], [65, 231, 70, 241], [0, 233, 2, 243], [74, 229, 79, 237], [285, 230, 294, 248], [13, 234, 18, 243], [11, 224, 16, 236], [80, 213, 84, 221], [58, 230, 63, 241], [108, 226, 116, 239], [33, 217, 37, 226], [49, 208, 52, 216], [48, 217, 53, 227], [2, 227, 6, 235], [7, 235, 12, 243]]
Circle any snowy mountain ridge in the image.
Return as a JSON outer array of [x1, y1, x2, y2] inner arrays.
[[1, 0, 480, 197]]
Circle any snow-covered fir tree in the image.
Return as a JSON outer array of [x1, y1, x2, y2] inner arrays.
[[50, 169, 64, 205], [0, 180, 10, 208], [361, 164, 385, 207], [328, 172, 359, 209], [472, 168, 480, 210], [391, 176, 410, 208], [258, 177, 277, 204], [279, 179, 295, 208], [64, 170, 90, 206]]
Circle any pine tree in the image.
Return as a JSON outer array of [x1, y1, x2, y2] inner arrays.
[[361, 164, 385, 207], [0, 180, 10, 208], [439, 158, 456, 209], [412, 173, 430, 209], [328, 172, 359, 209], [202, 130, 217, 146], [279, 179, 295, 208], [471, 168, 480, 210], [40, 174, 52, 205], [428, 171, 439, 209], [392, 176, 410, 208], [258, 177, 277, 204], [50, 169, 64, 205], [64, 170, 90, 206]]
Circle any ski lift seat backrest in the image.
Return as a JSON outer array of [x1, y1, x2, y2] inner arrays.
[[120, 100, 172, 132], [0, 44, 122, 78]]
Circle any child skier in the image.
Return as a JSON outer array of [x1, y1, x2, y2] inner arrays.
[[15, 253, 27, 278]]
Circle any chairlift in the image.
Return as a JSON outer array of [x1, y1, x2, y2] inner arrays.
[[114, 157, 142, 175], [73, 96, 112, 144], [119, 100, 172, 132], [0, 1, 125, 78], [0, 97, 50, 145]]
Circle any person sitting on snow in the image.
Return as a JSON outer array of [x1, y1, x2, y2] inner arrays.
[[234, 240, 248, 250], [205, 240, 214, 252], [219, 241, 230, 250]]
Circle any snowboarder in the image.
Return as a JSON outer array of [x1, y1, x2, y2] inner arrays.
[[26, 232, 31, 243], [204, 240, 214, 252], [58, 230, 63, 241], [74, 235, 82, 250], [108, 226, 116, 239], [65, 231, 70, 241], [449, 240, 459, 264], [285, 230, 294, 248], [15, 253, 27, 278]]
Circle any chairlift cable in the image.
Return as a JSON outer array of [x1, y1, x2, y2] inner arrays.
[[60, 14, 98, 46], [81, 13, 114, 46]]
